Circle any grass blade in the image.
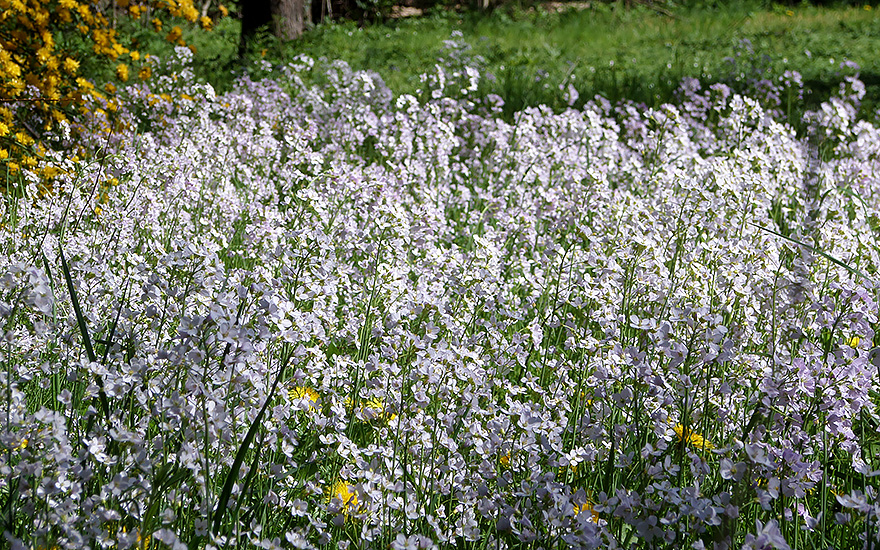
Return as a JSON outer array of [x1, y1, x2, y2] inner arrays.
[[59, 248, 110, 421], [749, 222, 874, 284], [211, 348, 289, 535]]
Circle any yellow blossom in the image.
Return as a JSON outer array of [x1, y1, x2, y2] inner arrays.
[[166, 26, 182, 42], [115, 64, 129, 82], [218, 3, 229, 17], [289, 386, 319, 410], [848, 336, 860, 348], [14, 132, 34, 146], [62, 57, 79, 75], [0, 122, 8, 137], [344, 395, 395, 422], [138, 66, 151, 80], [200, 15, 213, 29], [326, 480, 361, 515], [573, 500, 600, 523], [673, 424, 713, 451]]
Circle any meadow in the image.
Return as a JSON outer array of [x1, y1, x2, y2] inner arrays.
[[3, 4, 880, 550]]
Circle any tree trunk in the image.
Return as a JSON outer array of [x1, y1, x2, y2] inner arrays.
[[271, 0, 310, 41]]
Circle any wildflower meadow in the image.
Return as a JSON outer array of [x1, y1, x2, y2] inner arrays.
[[3, 36, 880, 550]]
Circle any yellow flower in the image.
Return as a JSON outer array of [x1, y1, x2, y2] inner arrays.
[[166, 26, 182, 42], [0, 149, 8, 159], [200, 15, 213, 29], [326, 480, 360, 515], [573, 500, 600, 523], [673, 424, 713, 451], [0, 122, 8, 138], [345, 395, 395, 422], [218, 3, 229, 17], [848, 336, 860, 348], [499, 452, 510, 468], [116, 64, 129, 82], [182, 5, 199, 22], [1, 58, 21, 78], [152, 17, 163, 31], [118, 525, 151, 549], [289, 386, 319, 410], [63, 57, 79, 74], [138, 66, 152, 80], [14, 132, 34, 146]]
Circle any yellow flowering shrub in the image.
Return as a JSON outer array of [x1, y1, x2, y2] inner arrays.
[[0, 0, 225, 185]]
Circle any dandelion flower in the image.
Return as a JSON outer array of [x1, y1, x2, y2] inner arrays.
[[345, 396, 395, 422], [499, 452, 510, 468], [573, 500, 600, 523], [289, 386, 319, 410], [327, 480, 360, 515], [673, 424, 713, 451]]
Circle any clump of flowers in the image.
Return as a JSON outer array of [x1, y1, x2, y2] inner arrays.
[[0, 0, 225, 182], [2, 46, 880, 550]]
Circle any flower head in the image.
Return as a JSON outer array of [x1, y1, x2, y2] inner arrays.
[[673, 424, 714, 451], [327, 480, 361, 516], [289, 386, 319, 410]]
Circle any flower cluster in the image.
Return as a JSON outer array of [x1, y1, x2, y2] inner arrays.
[[2, 43, 880, 549], [0, 0, 223, 182]]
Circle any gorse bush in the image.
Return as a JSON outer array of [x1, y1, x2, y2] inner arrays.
[[4, 36, 880, 550], [0, 0, 223, 187]]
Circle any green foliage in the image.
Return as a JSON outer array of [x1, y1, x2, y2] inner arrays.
[[226, 1, 880, 118]]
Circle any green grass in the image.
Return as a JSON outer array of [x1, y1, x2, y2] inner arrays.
[[226, 1, 879, 117]]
